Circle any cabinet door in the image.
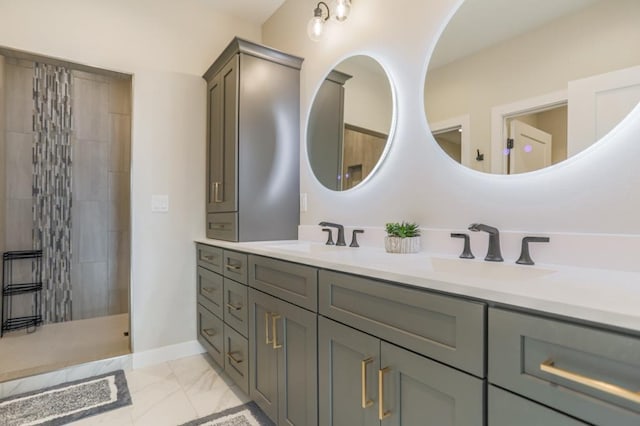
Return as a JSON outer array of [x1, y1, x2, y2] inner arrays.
[[319, 316, 380, 426], [489, 386, 587, 426], [248, 288, 279, 423], [275, 297, 318, 426], [207, 55, 238, 213], [380, 341, 484, 426]]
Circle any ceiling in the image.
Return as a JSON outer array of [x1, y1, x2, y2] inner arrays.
[[204, 0, 286, 24]]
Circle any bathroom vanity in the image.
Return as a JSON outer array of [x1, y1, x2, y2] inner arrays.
[[195, 240, 640, 426]]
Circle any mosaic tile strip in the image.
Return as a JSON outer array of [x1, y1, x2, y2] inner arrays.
[[32, 63, 73, 323]]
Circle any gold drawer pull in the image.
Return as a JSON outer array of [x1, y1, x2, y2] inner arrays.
[[540, 359, 640, 404], [226, 351, 243, 364], [361, 357, 374, 408], [201, 287, 215, 294], [265, 312, 273, 345], [203, 328, 216, 337], [272, 314, 282, 349], [213, 182, 223, 203], [225, 263, 241, 271], [226, 303, 242, 311], [210, 224, 227, 230], [201, 254, 215, 262], [378, 367, 391, 420]]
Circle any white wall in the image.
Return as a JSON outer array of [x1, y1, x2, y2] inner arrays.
[[0, 0, 261, 353], [263, 0, 640, 234]]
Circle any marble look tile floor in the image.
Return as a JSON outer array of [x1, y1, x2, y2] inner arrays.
[[68, 354, 250, 426]]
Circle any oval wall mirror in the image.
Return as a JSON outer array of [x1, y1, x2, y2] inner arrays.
[[308, 55, 394, 190], [424, 0, 640, 174]]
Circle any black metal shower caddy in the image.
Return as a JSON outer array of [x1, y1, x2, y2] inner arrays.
[[1, 250, 43, 337]]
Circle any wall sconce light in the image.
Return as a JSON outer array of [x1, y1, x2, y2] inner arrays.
[[308, 0, 353, 41], [307, 2, 330, 42], [334, 0, 351, 22]]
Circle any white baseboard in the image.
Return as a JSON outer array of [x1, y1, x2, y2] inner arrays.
[[132, 339, 206, 370]]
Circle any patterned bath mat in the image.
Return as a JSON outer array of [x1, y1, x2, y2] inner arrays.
[[181, 401, 275, 426], [0, 370, 131, 426]]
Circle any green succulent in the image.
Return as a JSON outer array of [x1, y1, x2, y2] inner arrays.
[[385, 222, 421, 238]]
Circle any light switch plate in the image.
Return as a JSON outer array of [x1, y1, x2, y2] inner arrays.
[[151, 195, 169, 212]]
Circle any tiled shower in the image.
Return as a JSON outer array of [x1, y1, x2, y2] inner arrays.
[[0, 50, 131, 325]]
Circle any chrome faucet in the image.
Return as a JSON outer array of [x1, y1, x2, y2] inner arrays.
[[468, 223, 503, 262], [318, 222, 346, 246]]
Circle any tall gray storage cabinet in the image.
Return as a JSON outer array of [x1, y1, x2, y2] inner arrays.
[[204, 38, 303, 242]]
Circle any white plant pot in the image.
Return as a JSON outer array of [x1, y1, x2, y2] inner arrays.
[[384, 236, 421, 254]]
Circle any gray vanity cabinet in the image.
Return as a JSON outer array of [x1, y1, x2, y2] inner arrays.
[[489, 308, 640, 426], [488, 386, 587, 426], [249, 288, 318, 426], [319, 316, 483, 426], [203, 38, 303, 242]]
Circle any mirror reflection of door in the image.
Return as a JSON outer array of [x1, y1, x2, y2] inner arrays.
[[342, 124, 387, 190], [433, 127, 462, 163], [507, 120, 552, 174]]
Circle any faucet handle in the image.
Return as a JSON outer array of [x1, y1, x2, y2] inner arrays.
[[350, 229, 364, 248], [322, 228, 335, 245], [451, 233, 474, 259], [516, 236, 550, 265]]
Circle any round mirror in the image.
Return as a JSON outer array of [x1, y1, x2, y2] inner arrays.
[[425, 0, 640, 174], [308, 55, 394, 190]]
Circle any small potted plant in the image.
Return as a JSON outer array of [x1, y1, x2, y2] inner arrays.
[[384, 222, 421, 253]]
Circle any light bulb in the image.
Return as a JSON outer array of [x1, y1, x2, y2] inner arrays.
[[307, 15, 325, 41], [334, 0, 351, 22]]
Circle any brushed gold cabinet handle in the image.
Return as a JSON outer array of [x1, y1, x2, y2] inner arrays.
[[201, 254, 215, 262], [213, 182, 223, 203], [361, 357, 374, 408], [203, 328, 216, 337], [201, 287, 215, 294], [210, 224, 227, 230], [378, 367, 391, 420], [225, 263, 241, 271], [226, 351, 243, 364], [226, 302, 242, 311], [272, 314, 282, 349], [540, 359, 640, 404], [265, 312, 273, 345]]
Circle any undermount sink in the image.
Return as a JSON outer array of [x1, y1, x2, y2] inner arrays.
[[429, 257, 556, 281], [264, 241, 343, 254]]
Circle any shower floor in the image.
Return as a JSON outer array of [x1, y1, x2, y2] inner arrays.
[[0, 313, 130, 382]]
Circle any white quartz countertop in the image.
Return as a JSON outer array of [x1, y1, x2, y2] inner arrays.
[[196, 238, 640, 334]]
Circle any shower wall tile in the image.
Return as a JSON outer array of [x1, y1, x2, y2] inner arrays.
[[73, 76, 109, 142], [5, 61, 33, 134], [108, 172, 130, 232], [74, 140, 108, 201], [108, 231, 130, 289], [0, 55, 5, 257], [5, 198, 32, 250], [109, 114, 131, 172], [76, 200, 108, 263], [73, 261, 108, 320], [5, 132, 33, 200], [109, 78, 131, 115]]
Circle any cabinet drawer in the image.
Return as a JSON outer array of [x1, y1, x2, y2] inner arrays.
[[197, 304, 224, 368], [196, 244, 223, 273], [224, 323, 249, 395], [197, 267, 223, 318], [224, 278, 248, 337], [206, 212, 238, 241], [223, 250, 248, 284], [489, 308, 640, 426], [319, 270, 486, 377], [489, 386, 587, 426], [249, 255, 317, 311]]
